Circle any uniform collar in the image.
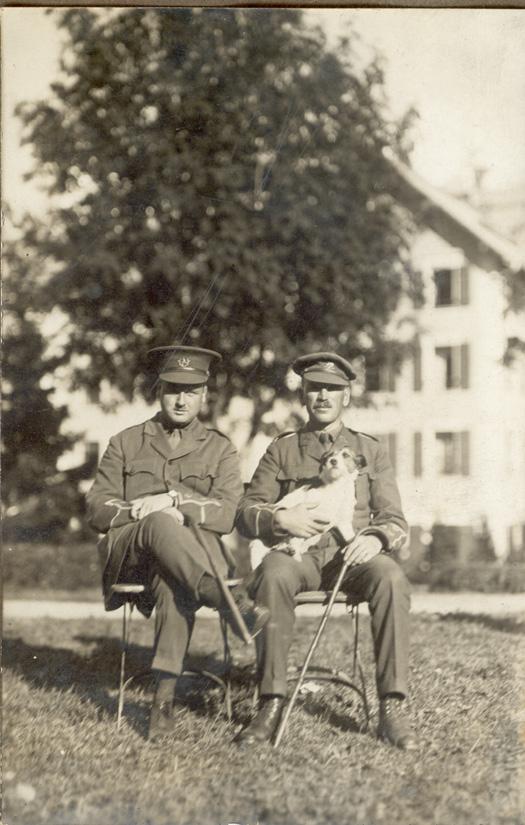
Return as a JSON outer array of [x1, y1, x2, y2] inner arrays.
[[298, 420, 344, 461], [144, 414, 207, 459], [299, 420, 344, 445]]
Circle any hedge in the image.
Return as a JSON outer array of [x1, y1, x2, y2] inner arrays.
[[429, 562, 525, 593], [4, 543, 525, 594], [3, 542, 101, 592]]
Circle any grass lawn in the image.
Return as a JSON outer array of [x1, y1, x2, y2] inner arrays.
[[3, 610, 524, 825]]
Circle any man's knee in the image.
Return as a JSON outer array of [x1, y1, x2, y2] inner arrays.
[[139, 511, 184, 545], [366, 553, 410, 595], [258, 552, 302, 595]]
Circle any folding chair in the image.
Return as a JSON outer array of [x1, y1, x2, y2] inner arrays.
[[272, 589, 369, 748], [291, 592, 368, 713], [112, 581, 238, 729]]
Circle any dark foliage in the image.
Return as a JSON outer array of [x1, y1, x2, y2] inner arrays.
[[14, 8, 417, 417], [2, 230, 87, 539]]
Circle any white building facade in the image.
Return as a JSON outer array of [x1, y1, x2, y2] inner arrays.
[[347, 169, 525, 560]]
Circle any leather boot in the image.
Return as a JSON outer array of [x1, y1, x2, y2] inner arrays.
[[378, 695, 417, 751], [235, 696, 285, 746], [199, 576, 270, 641], [148, 700, 180, 741], [229, 587, 270, 640]]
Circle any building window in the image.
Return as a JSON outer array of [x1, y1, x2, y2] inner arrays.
[[413, 432, 422, 477], [434, 267, 469, 307], [365, 356, 396, 392], [436, 431, 470, 475], [435, 344, 469, 389]]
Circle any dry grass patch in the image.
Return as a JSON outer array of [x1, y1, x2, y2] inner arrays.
[[3, 610, 524, 825]]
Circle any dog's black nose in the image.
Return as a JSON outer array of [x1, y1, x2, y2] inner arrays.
[[330, 458, 338, 466]]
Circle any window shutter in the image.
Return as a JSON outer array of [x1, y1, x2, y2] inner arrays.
[[460, 267, 470, 305], [413, 432, 422, 477], [451, 347, 461, 388], [460, 431, 470, 475], [460, 344, 469, 389], [413, 341, 422, 391]]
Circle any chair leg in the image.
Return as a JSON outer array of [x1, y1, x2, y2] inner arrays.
[[351, 605, 369, 728], [351, 606, 359, 677], [251, 682, 259, 710], [181, 614, 236, 721], [220, 615, 232, 721], [281, 603, 369, 733], [117, 600, 133, 730], [274, 561, 351, 748]]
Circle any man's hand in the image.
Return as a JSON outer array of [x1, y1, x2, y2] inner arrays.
[[343, 533, 383, 566], [130, 494, 182, 522], [273, 503, 330, 539]]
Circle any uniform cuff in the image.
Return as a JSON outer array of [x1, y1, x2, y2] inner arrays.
[[360, 528, 391, 552], [271, 508, 289, 537], [256, 506, 277, 540]]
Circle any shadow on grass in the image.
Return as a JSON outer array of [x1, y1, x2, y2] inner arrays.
[[299, 691, 369, 736], [3, 634, 249, 737], [439, 612, 525, 635]]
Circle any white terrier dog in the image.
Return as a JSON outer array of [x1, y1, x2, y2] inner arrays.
[[250, 448, 367, 567]]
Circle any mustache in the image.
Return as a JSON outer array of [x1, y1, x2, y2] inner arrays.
[[314, 402, 332, 408]]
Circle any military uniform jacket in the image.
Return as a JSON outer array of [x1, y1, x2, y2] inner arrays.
[[86, 414, 243, 610], [236, 425, 408, 554]]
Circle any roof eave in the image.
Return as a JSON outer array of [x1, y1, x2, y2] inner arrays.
[[384, 151, 524, 273]]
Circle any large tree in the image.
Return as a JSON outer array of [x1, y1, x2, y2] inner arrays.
[[2, 227, 87, 540], [15, 7, 417, 415]]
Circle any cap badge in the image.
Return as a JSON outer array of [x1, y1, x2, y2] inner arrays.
[[177, 357, 192, 369], [323, 362, 337, 372]]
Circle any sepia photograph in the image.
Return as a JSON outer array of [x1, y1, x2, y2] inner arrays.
[[2, 6, 525, 825]]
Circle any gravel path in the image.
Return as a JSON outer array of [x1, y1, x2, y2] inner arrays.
[[3, 591, 524, 620]]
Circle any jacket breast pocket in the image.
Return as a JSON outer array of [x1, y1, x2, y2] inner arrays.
[[123, 459, 158, 500], [178, 461, 217, 496], [276, 465, 313, 497]]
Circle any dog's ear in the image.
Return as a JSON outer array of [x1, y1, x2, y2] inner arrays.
[[355, 454, 367, 470]]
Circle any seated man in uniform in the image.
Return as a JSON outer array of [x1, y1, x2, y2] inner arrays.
[[235, 352, 416, 750], [86, 345, 269, 740]]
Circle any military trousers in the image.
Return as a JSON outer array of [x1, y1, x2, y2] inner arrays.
[[111, 512, 216, 676], [248, 550, 411, 699]]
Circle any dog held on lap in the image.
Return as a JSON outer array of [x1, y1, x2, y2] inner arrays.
[[251, 448, 367, 567]]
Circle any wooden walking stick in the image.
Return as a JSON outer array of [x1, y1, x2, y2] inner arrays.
[[189, 523, 253, 645], [273, 554, 352, 748]]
